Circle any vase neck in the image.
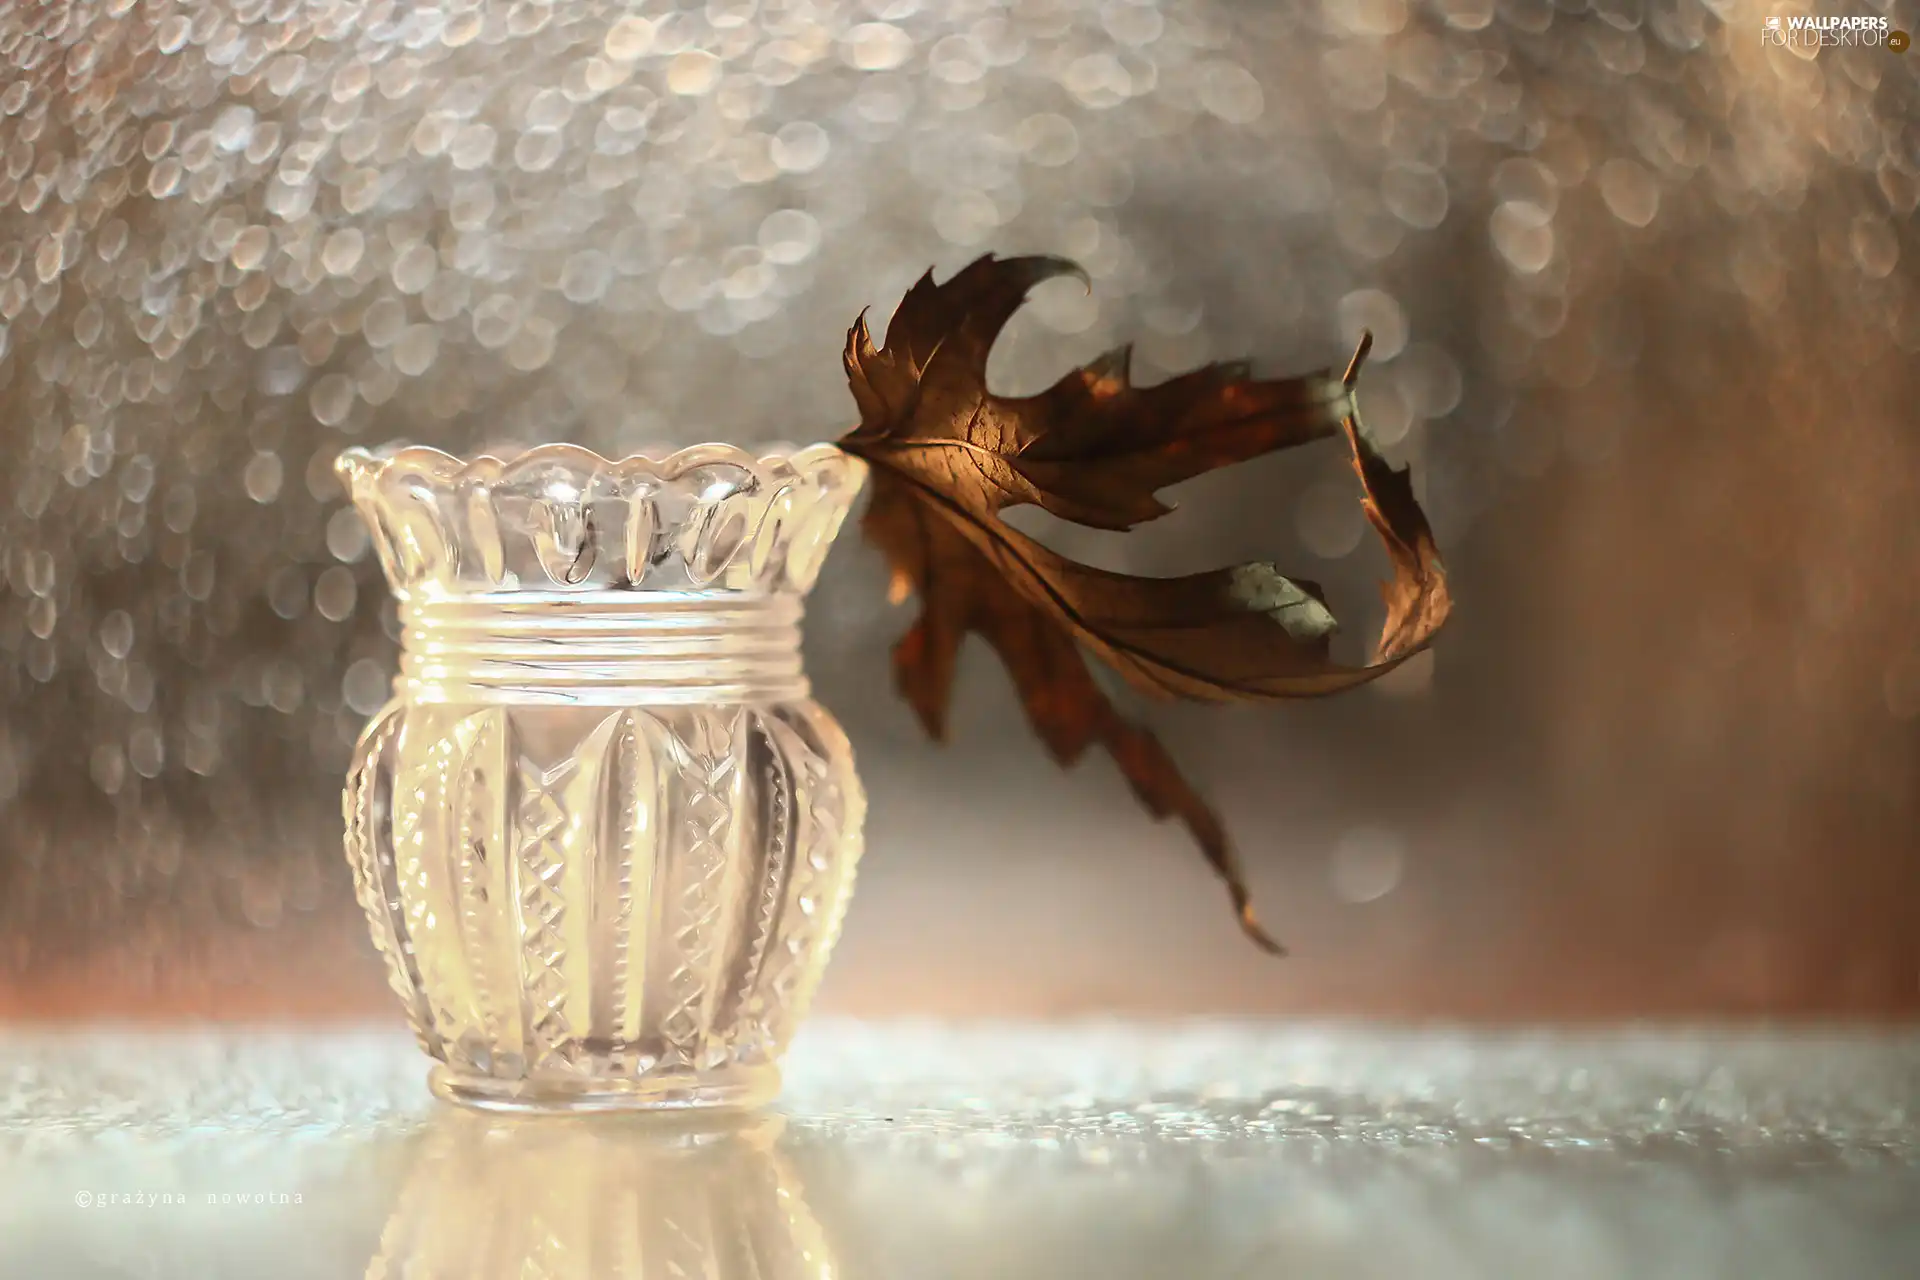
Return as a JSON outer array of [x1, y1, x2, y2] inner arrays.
[[396, 592, 806, 705]]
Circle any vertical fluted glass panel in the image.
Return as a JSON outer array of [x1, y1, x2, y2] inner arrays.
[[339, 443, 866, 1112]]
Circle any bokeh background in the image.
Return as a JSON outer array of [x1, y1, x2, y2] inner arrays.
[[0, 0, 1915, 1021]]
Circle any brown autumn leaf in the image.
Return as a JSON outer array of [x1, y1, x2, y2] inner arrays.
[[836, 254, 1452, 952]]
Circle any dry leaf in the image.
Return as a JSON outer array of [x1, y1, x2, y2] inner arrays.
[[837, 255, 1451, 952]]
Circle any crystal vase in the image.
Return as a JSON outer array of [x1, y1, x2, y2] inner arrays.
[[334, 442, 866, 1113]]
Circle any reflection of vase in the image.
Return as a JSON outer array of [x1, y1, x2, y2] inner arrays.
[[336, 442, 867, 1112], [368, 1111, 833, 1280]]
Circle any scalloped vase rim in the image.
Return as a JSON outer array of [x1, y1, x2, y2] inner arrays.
[[335, 440, 855, 483], [334, 438, 864, 599]]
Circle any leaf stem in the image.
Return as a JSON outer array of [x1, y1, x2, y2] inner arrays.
[[1343, 330, 1374, 388]]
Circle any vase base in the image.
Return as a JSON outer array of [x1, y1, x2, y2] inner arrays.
[[428, 1063, 781, 1115]]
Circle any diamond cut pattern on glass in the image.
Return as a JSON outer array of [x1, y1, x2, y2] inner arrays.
[[514, 751, 576, 1072], [346, 699, 862, 1093]]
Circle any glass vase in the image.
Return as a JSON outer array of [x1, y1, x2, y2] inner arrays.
[[334, 442, 866, 1113]]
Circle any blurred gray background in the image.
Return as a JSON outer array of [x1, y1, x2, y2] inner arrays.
[[0, 0, 1916, 1020]]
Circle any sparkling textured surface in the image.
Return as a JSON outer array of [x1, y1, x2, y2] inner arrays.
[[3, 1023, 1919, 1277], [2, 0, 1918, 1016]]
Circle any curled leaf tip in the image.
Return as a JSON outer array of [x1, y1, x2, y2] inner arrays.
[[843, 307, 870, 346], [1002, 253, 1091, 297], [1238, 902, 1287, 956]]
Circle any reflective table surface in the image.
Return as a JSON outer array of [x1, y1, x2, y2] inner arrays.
[[4, 1023, 1917, 1279]]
